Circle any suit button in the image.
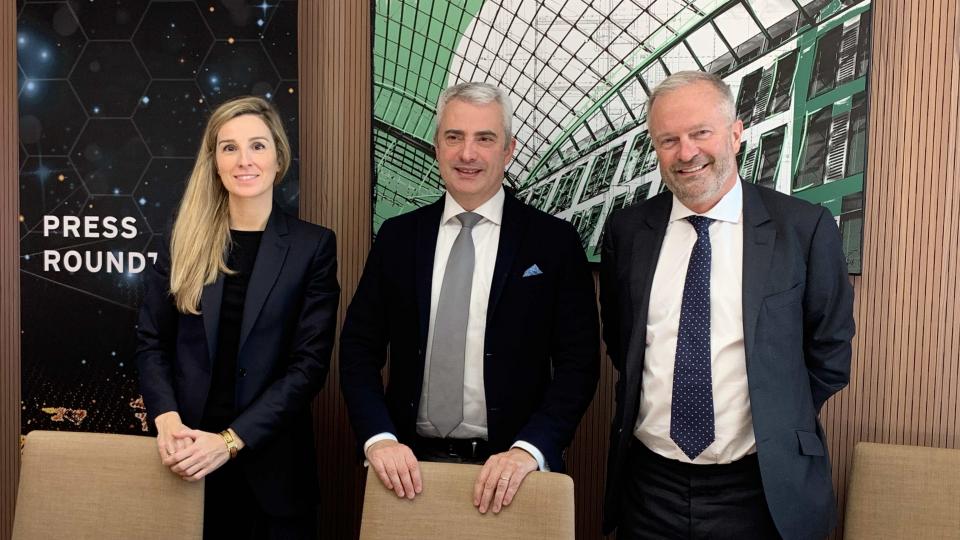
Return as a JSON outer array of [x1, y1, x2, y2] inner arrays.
[[484, 353, 493, 358], [239, 368, 247, 378]]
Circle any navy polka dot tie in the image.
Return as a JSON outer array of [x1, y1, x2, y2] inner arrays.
[[670, 215, 715, 460]]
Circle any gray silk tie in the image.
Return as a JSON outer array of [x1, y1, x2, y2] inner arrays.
[[427, 211, 482, 437]]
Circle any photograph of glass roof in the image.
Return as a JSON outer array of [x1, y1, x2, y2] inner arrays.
[[374, 0, 871, 270]]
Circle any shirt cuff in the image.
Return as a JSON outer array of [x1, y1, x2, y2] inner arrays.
[[511, 440, 548, 471], [362, 432, 398, 467]]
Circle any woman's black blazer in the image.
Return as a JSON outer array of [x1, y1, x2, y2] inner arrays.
[[136, 207, 339, 516]]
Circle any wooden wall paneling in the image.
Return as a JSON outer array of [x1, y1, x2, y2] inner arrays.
[[919, 0, 948, 446], [948, 0, 960, 452], [300, 1, 372, 538], [916, 3, 933, 440], [903, 0, 919, 447], [896, 0, 915, 449], [821, 0, 960, 536], [1, 0, 20, 537], [925, 0, 948, 448], [874, 0, 898, 444], [565, 275, 615, 539], [885, 0, 905, 447], [861, 0, 885, 449]]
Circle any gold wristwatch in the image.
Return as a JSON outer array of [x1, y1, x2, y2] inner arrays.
[[220, 429, 239, 459]]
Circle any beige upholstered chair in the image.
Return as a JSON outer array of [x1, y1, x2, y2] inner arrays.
[[844, 442, 960, 539], [13, 430, 204, 540], [360, 461, 575, 539]]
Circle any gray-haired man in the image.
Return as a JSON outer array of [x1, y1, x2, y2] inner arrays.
[[342, 82, 600, 514]]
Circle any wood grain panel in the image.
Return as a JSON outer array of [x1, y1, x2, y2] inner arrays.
[[820, 0, 960, 536], [300, 1, 372, 538], [566, 274, 616, 539], [1, 0, 20, 537]]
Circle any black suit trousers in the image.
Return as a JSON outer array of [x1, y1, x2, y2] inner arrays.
[[204, 459, 317, 540], [619, 442, 780, 540]]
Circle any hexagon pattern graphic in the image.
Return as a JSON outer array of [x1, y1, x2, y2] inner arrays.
[[17, 0, 299, 436], [68, 0, 148, 40], [72, 119, 151, 194], [134, 81, 210, 157], [71, 41, 151, 117], [199, 41, 280, 106]]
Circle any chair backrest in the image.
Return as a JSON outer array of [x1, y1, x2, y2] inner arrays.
[[844, 441, 960, 539], [13, 430, 204, 540], [359, 461, 575, 540]]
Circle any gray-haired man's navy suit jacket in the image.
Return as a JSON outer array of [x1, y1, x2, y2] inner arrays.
[[600, 181, 854, 540], [340, 191, 600, 471]]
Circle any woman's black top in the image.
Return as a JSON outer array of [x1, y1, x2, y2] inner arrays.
[[200, 230, 263, 431]]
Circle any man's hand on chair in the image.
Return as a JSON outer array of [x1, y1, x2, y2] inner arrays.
[[474, 447, 537, 514], [367, 439, 423, 499]]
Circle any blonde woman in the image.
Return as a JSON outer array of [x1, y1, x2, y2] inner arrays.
[[137, 96, 338, 538]]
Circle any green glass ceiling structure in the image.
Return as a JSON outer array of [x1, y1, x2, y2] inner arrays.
[[374, 0, 870, 271], [374, 0, 745, 225], [374, 0, 485, 219]]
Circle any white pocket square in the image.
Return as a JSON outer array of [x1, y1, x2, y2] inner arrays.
[[523, 264, 543, 277]]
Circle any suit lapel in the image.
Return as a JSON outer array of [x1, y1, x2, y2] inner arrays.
[[416, 198, 444, 350], [626, 194, 671, 379], [487, 193, 526, 323], [201, 274, 225, 365], [238, 206, 290, 354], [741, 182, 776, 363]]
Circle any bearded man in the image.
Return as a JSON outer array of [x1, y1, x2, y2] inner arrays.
[[599, 71, 855, 540]]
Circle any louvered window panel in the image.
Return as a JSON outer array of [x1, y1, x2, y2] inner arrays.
[[528, 183, 553, 210], [757, 127, 787, 190], [641, 145, 658, 175], [767, 51, 798, 116], [752, 67, 775, 125], [737, 70, 762, 128], [836, 27, 860, 85], [856, 13, 872, 78], [582, 203, 604, 245], [825, 112, 850, 181], [549, 165, 585, 214], [625, 133, 649, 183], [633, 182, 651, 203], [580, 145, 624, 203], [611, 193, 629, 212], [810, 26, 843, 97], [740, 147, 760, 182]]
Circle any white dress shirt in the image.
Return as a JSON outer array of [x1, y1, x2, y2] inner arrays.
[[416, 189, 503, 439], [634, 180, 757, 464], [365, 187, 546, 469]]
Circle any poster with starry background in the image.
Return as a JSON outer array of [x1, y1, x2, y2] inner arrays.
[[17, 0, 298, 436]]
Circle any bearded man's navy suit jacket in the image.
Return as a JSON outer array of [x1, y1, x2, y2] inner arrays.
[[600, 181, 854, 540], [340, 192, 600, 471]]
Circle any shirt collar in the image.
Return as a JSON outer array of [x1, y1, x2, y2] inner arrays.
[[669, 177, 743, 225], [441, 187, 505, 226]]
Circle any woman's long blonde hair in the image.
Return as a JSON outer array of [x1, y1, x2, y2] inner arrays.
[[169, 96, 292, 314]]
